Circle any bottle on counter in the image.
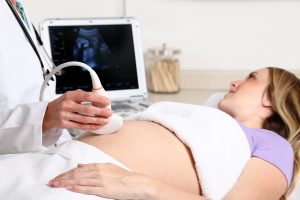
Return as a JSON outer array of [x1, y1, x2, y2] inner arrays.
[[146, 44, 181, 93]]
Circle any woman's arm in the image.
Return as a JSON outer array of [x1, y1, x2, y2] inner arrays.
[[49, 163, 207, 200], [223, 157, 287, 200], [148, 179, 208, 200], [49, 157, 287, 200]]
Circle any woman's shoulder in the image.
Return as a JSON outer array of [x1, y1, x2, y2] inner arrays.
[[251, 128, 294, 187], [252, 128, 292, 153], [238, 122, 294, 187], [239, 123, 292, 154]]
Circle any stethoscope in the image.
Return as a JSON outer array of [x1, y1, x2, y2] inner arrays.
[[5, 0, 56, 80]]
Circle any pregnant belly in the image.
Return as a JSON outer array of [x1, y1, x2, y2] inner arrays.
[[78, 120, 201, 195]]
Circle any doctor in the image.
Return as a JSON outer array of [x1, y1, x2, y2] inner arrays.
[[0, 0, 112, 153]]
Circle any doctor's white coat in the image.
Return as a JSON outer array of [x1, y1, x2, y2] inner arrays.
[[0, 0, 63, 154]]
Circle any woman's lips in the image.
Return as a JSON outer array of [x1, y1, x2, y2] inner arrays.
[[225, 91, 235, 97]]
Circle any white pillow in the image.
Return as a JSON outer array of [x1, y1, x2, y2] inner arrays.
[[203, 92, 226, 108]]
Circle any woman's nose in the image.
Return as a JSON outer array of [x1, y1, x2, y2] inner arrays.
[[230, 80, 241, 91]]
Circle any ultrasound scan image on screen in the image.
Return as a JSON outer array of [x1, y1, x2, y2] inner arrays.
[[48, 25, 139, 94]]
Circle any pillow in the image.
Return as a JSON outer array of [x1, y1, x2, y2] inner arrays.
[[203, 92, 226, 108]]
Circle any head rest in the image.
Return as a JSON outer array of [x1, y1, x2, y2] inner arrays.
[[203, 93, 226, 108]]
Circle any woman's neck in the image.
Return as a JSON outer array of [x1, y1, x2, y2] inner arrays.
[[235, 116, 264, 129]]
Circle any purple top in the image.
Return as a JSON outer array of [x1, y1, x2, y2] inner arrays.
[[238, 122, 294, 187]]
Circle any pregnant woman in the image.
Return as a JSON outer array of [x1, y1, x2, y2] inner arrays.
[[49, 67, 300, 200]]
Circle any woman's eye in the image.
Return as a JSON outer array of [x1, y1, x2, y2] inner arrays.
[[247, 73, 255, 80]]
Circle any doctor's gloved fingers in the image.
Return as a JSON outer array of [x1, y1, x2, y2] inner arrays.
[[70, 103, 112, 117], [61, 120, 103, 131], [64, 89, 111, 107], [65, 112, 110, 126]]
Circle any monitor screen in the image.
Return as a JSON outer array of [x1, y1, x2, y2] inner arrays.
[[48, 24, 139, 94]]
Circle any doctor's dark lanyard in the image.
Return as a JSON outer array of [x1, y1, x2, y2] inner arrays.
[[5, 0, 48, 79]]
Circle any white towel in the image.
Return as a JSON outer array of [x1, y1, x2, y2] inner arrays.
[[127, 101, 251, 200]]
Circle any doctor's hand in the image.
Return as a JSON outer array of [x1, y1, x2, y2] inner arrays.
[[48, 163, 156, 200], [42, 89, 112, 132]]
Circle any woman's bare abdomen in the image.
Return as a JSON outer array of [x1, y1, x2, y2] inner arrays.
[[78, 120, 201, 195]]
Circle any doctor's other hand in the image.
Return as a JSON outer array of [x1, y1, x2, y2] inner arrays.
[[48, 163, 157, 200], [42, 89, 112, 132]]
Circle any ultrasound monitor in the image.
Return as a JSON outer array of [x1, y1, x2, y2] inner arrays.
[[41, 18, 147, 101]]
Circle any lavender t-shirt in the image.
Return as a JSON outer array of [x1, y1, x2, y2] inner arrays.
[[238, 122, 294, 187]]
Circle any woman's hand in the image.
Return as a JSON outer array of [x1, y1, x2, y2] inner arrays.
[[42, 89, 113, 132], [48, 163, 157, 200]]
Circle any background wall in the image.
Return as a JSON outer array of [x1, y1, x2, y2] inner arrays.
[[22, 0, 124, 23], [22, 0, 300, 70]]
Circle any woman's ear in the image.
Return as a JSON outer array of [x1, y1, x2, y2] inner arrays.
[[262, 91, 273, 108], [261, 91, 274, 118]]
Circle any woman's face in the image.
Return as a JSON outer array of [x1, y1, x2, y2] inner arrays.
[[218, 68, 272, 121]]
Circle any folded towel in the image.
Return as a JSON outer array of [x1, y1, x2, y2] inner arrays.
[[127, 101, 251, 199]]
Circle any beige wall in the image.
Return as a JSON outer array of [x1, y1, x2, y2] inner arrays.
[[22, 0, 300, 71], [127, 0, 300, 70], [180, 69, 300, 90], [22, 0, 124, 25]]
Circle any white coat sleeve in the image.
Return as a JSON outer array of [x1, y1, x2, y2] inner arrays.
[[0, 101, 62, 154]]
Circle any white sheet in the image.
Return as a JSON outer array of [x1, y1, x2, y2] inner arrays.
[[0, 140, 129, 200], [127, 101, 251, 199]]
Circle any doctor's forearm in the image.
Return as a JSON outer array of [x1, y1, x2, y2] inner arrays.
[[0, 102, 48, 153]]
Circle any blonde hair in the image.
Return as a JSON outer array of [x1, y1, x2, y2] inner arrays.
[[264, 67, 300, 199]]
